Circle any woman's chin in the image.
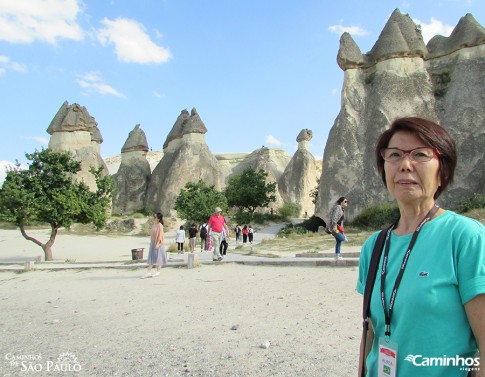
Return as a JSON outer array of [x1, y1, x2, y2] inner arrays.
[[393, 190, 423, 204]]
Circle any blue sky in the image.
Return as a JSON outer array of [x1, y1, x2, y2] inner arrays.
[[1, 0, 484, 167]]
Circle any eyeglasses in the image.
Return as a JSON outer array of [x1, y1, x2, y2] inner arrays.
[[380, 147, 439, 163]]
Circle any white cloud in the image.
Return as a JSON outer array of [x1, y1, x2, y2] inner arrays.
[[153, 91, 162, 98], [24, 136, 49, 145], [400, 1, 411, 9], [0, 55, 27, 75], [76, 71, 125, 98], [328, 24, 369, 37], [0, 160, 26, 187], [413, 17, 454, 43], [265, 135, 282, 146], [0, 0, 83, 44], [97, 17, 171, 64]]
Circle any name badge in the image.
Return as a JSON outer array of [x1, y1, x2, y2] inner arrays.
[[378, 337, 398, 377]]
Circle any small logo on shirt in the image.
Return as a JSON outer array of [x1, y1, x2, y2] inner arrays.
[[418, 271, 429, 277]]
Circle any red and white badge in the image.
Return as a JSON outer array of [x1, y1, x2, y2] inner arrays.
[[378, 337, 398, 377]]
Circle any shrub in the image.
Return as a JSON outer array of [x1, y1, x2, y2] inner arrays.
[[233, 210, 253, 225], [278, 224, 308, 237], [458, 194, 485, 214], [351, 203, 400, 229], [278, 201, 301, 220]]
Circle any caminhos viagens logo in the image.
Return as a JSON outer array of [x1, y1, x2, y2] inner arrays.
[[405, 354, 480, 368]]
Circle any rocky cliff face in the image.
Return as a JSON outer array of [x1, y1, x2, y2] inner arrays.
[[47, 101, 108, 190], [112, 124, 151, 215], [145, 108, 222, 215], [278, 129, 319, 217], [316, 9, 485, 220], [43, 102, 319, 217]]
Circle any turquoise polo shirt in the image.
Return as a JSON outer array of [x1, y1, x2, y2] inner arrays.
[[357, 211, 485, 377]]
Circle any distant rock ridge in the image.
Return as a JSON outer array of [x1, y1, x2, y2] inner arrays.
[[317, 9, 485, 220], [337, 9, 485, 70]]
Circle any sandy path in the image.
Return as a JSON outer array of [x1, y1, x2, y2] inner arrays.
[[0, 223, 290, 263], [0, 265, 362, 376]]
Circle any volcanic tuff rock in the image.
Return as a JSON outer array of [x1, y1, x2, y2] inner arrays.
[[47, 101, 108, 190], [112, 125, 151, 215], [227, 147, 291, 210], [317, 9, 485, 220], [162, 108, 208, 151], [145, 109, 222, 215], [278, 129, 319, 217], [104, 151, 164, 175]]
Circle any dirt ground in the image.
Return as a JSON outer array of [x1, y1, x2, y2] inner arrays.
[[0, 264, 362, 377]]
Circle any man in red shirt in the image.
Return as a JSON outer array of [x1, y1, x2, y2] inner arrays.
[[207, 207, 230, 261]]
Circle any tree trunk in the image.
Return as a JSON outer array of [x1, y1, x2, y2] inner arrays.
[[43, 244, 53, 261], [19, 224, 58, 261]]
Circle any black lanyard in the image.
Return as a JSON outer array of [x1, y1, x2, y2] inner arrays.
[[380, 204, 440, 338]]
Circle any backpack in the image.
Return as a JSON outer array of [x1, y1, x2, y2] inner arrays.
[[200, 224, 207, 238]]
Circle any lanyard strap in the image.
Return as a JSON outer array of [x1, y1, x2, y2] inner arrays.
[[380, 204, 440, 338]]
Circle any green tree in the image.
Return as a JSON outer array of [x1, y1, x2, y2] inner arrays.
[[0, 149, 114, 261], [310, 178, 320, 205], [174, 180, 228, 224], [225, 167, 276, 214]]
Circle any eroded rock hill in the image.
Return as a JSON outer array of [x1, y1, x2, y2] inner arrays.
[[316, 9, 485, 220]]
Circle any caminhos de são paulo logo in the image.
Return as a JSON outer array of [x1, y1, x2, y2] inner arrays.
[[405, 354, 480, 368], [5, 351, 82, 372]]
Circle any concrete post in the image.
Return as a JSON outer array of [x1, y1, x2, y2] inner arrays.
[[187, 253, 199, 269]]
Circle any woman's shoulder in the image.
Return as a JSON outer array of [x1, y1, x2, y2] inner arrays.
[[436, 210, 484, 231]]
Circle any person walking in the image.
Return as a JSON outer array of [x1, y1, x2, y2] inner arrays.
[[207, 207, 230, 261], [234, 225, 241, 244], [188, 223, 197, 253], [175, 225, 185, 254], [199, 222, 208, 252], [242, 225, 249, 244], [357, 117, 485, 377], [248, 225, 254, 244], [141, 212, 167, 278], [219, 228, 229, 257], [326, 197, 349, 260]]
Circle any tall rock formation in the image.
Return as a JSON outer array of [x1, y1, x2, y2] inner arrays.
[[278, 129, 318, 217], [229, 147, 291, 211], [47, 101, 108, 190], [145, 108, 222, 215], [112, 124, 151, 215], [316, 9, 485, 220]]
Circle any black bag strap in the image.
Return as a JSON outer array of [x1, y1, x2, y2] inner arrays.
[[362, 228, 388, 319], [360, 227, 389, 377]]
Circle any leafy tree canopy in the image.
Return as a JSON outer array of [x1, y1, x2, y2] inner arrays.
[[0, 149, 114, 260], [225, 167, 276, 214], [174, 180, 228, 224]]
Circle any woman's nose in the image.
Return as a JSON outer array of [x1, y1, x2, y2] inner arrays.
[[399, 154, 414, 170]]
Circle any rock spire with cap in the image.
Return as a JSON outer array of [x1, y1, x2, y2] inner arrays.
[[46, 101, 108, 190]]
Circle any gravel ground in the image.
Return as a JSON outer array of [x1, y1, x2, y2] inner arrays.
[[0, 264, 361, 376]]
